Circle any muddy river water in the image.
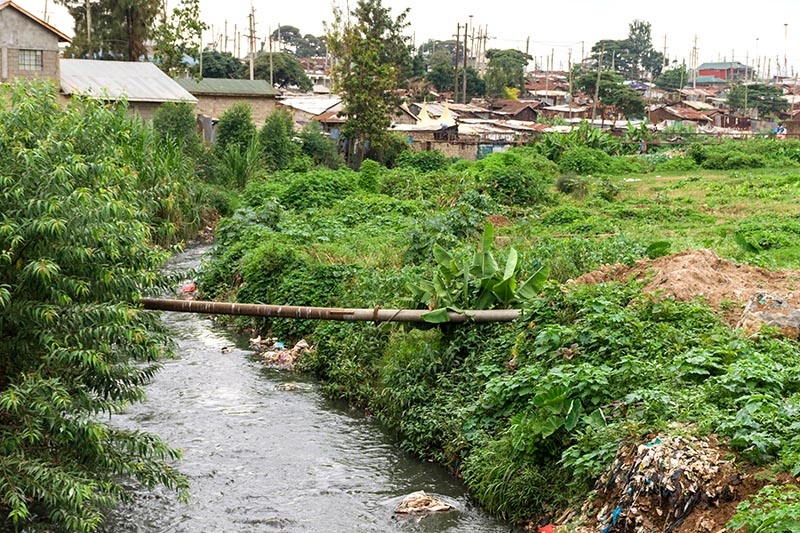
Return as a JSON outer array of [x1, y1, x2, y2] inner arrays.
[[100, 245, 517, 532]]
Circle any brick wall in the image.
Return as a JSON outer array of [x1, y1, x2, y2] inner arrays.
[[194, 95, 277, 123], [3, 48, 59, 81]]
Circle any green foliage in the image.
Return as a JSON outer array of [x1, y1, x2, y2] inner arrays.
[[199, 50, 244, 78], [357, 159, 382, 193], [326, 0, 412, 167], [279, 169, 358, 210], [0, 81, 188, 531], [558, 146, 614, 175], [151, 0, 207, 76], [395, 150, 451, 172], [728, 485, 800, 532], [656, 62, 689, 91], [588, 20, 664, 80], [406, 223, 549, 321], [484, 48, 532, 98], [253, 52, 313, 91], [299, 121, 342, 169], [556, 174, 589, 198], [218, 138, 264, 189], [728, 83, 789, 119], [152, 101, 201, 154], [473, 150, 558, 206], [259, 108, 299, 171], [215, 102, 257, 152], [61, 0, 160, 61]]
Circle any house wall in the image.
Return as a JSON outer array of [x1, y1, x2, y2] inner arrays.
[[408, 139, 479, 161], [0, 8, 60, 81], [194, 95, 277, 122]]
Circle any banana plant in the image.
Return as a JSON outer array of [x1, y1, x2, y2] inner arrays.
[[406, 223, 549, 323]]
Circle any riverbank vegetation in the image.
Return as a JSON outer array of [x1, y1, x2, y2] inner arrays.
[[4, 78, 800, 531], [198, 115, 800, 530], [0, 81, 229, 531]]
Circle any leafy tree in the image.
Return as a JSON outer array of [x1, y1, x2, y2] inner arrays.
[[485, 48, 531, 98], [259, 108, 298, 170], [151, 0, 207, 76], [296, 34, 327, 57], [253, 52, 313, 91], [576, 70, 646, 119], [0, 80, 188, 532], [270, 25, 303, 52], [326, 0, 412, 168], [200, 50, 245, 79], [152, 101, 201, 154], [58, 0, 161, 60], [728, 83, 789, 118], [655, 62, 689, 91], [215, 102, 257, 152], [590, 20, 664, 80], [300, 121, 342, 169]]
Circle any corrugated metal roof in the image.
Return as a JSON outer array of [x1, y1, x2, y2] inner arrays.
[[279, 96, 341, 116], [698, 62, 750, 70], [60, 59, 198, 104], [175, 77, 280, 97]]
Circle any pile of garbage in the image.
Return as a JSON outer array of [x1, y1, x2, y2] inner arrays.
[[394, 491, 453, 515], [573, 434, 738, 533], [248, 337, 312, 370]]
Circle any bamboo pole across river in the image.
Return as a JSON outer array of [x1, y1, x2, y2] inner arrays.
[[139, 298, 521, 324]]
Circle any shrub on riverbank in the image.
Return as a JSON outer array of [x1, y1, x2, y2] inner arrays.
[[0, 81, 197, 531], [200, 138, 800, 529]]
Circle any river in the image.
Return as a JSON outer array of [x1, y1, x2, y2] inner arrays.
[[100, 245, 516, 532]]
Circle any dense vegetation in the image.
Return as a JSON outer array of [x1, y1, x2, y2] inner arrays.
[[0, 81, 234, 531], [199, 118, 800, 530]]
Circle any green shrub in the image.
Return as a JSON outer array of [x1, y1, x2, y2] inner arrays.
[[215, 102, 256, 152], [357, 158, 382, 193], [259, 108, 299, 171], [300, 121, 341, 169], [279, 169, 358, 210], [396, 150, 451, 172], [558, 146, 614, 175], [654, 155, 699, 172], [0, 80, 188, 532], [556, 174, 589, 197], [728, 484, 800, 532], [152, 101, 201, 154]]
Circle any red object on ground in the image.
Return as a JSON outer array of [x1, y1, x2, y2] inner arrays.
[[538, 526, 556, 533]]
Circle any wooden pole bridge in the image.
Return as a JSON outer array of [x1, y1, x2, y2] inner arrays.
[[140, 298, 521, 324]]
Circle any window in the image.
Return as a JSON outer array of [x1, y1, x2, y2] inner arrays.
[[19, 50, 43, 71]]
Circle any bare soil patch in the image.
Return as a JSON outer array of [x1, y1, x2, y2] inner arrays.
[[574, 249, 800, 326]]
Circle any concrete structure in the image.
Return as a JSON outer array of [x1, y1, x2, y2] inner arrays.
[[175, 77, 279, 123], [59, 59, 197, 119], [0, 1, 70, 82], [697, 62, 753, 82]]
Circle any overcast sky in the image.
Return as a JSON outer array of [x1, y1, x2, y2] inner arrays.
[[18, 0, 800, 76]]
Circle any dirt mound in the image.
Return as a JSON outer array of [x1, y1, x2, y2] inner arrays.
[[574, 249, 800, 326]]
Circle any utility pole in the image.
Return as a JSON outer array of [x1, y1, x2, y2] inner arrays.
[[568, 48, 573, 119], [469, 15, 475, 64], [692, 35, 698, 90], [591, 45, 603, 124], [784, 23, 789, 78], [248, 4, 256, 80], [663, 34, 668, 68], [454, 23, 461, 103], [224, 20, 228, 53], [463, 21, 468, 103], [85, 0, 91, 58], [269, 31, 274, 85]]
